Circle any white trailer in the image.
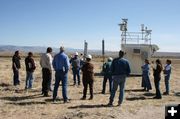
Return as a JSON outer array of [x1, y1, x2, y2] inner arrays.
[[119, 19, 159, 75]]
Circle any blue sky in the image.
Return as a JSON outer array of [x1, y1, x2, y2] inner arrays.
[[0, 0, 179, 52]]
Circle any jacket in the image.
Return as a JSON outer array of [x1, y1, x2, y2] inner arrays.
[[81, 62, 94, 81], [25, 56, 36, 72]]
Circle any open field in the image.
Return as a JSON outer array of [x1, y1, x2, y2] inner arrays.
[[0, 56, 179, 119]]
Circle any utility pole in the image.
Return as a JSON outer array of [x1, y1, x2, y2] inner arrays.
[[102, 39, 105, 64]]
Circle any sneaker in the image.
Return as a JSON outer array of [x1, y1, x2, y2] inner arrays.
[[89, 97, 93, 100], [163, 92, 169, 95], [43, 93, 50, 97], [107, 102, 113, 107], [117, 102, 121, 106], [52, 98, 56, 102], [80, 97, 86, 100], [153, 96, 162, 99], [64, 99, 70, 103], [101, 91, 105, 94]]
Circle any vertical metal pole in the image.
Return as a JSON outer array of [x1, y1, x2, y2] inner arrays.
[[102, 39, 105, 64], [84, 40, 88, 61]]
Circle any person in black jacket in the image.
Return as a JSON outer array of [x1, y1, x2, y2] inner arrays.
[[81, 54, 94, 100], [25, 52, 36, 89], [12, 50, 21, 86], [153, 59, 163, 99]]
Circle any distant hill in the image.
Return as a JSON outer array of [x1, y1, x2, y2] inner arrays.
[[153, 52, 180, 58], [0, 45, 83, 53], [1, 45, 180, 58]]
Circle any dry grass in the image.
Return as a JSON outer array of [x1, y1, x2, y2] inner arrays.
[[0, 57, 179, 119]]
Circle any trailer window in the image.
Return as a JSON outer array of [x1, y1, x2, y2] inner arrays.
[[133, 49, 141, 54]]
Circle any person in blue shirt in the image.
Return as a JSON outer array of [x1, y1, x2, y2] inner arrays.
[[52, 46, 70, 103], [163, 59, 172, 95], [108, 50, 131, 106], [141, 59, 152, 92]]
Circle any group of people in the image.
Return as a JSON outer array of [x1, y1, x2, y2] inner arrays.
[[101, 52, 172, 105], [12, 46, 95, 103], [12, 51, 36, 89], [11, 47, 172, 106], [141, 59, 172, 99]]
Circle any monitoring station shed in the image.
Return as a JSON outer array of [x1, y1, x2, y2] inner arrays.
[[119, 19, 159, 75]]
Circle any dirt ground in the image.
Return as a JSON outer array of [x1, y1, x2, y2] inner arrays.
[[0, 57, 179, 119]]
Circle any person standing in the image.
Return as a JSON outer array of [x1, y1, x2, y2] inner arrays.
[[40, 47, 53, 96], [108, 50, 131, 106], [101, 57, 113, 94], [12, 50, 21, 86], [70, 52, 81, 85], [163, 59, 172, 95], [141, 59, 152, 92], [52, 46, 70, 103], [25, 52, 36, 89], [153, 59, 163, 99], [81, 54, 94, 100]]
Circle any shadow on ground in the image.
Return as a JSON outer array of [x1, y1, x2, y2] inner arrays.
[[7, 101, 46, 106], [175, 92, 180, 97], [126, 96, 146, 101], [68, 104, 110, 109], [0, 94, 42, 102], [0, 83, 12, 87], [125, 89, 145, 92], [143, 92, 155, 97]]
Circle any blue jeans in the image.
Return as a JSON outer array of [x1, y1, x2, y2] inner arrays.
[[109, 75, 126, 104], [53, 70, 68, 101], [165, 75, 170, 93], [72, 68, 80, 84], [25, 71, 34, 89], [13, 69, 20, 86], [102, 75, 113, 93]]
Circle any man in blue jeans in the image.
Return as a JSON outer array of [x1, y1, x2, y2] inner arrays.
[[52, 46, 70, 103], [12, 50, 21, 86], [163, 59, 172, 95], [25, 52, 36, 89], [108, 50, 131, 106]]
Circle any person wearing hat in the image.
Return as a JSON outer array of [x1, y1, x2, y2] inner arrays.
[[52, 46, 70, 103], [70, 52, 81, 85], [25, 52, 36, 89], [101, 57, 113, 94], [12, 50, 21, 86], [81, 54, 94, 100], [108, 50, 131, 106]]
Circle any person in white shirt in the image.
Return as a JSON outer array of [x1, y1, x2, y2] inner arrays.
[[163, 59, 172, 95], [40, 47, 53, 97]]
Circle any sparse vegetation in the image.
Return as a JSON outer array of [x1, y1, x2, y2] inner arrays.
[[0, 55, 179, 119]]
